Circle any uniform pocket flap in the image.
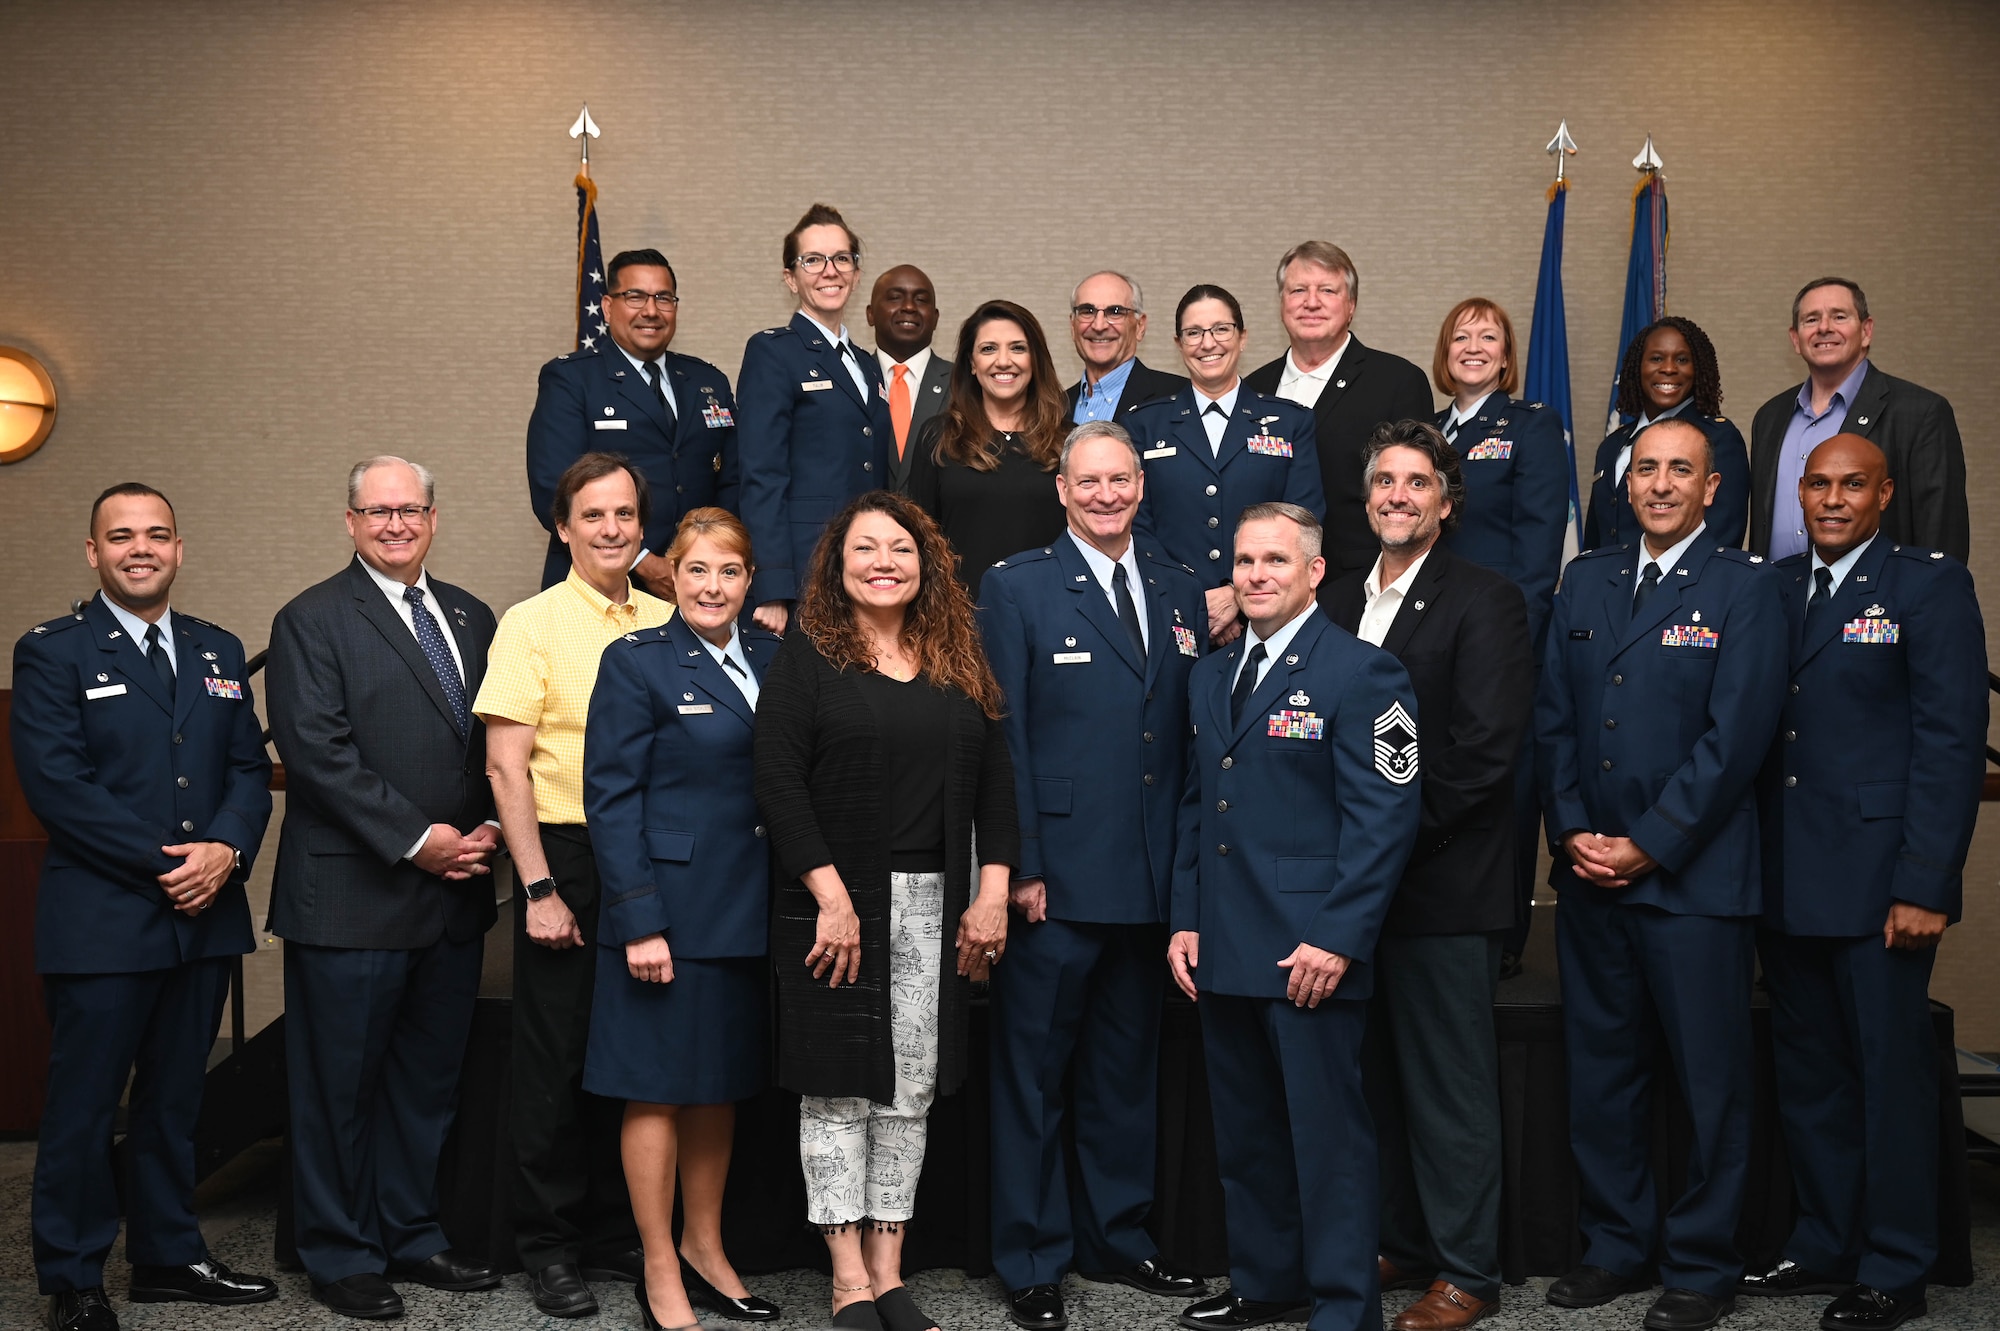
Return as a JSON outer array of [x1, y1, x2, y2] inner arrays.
[[1856, 782, 1907, 820], [1275, 855, 1337, 893], [1034, 778, 1072, 815], [645, 829, 696, 862]]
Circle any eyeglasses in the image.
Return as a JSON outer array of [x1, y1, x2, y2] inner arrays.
[[1177, 322, 1240, 344], [793, 252, 859, 275], [350, 505, 434, 526], [1071, 304, 1137, 323], [609, 290, 680, 310]]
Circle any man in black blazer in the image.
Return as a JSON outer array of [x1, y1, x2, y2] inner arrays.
[[1063, 270, 1187, 425], [866, 263, 951, 491], [266, 456, 504, 1321], [1243, 242, 1436, 577], [1321, 420, 1533, 1331], [1749, 276, 1968, 563]]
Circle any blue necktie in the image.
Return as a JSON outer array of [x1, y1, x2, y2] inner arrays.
[[1803, 566, 1837, 639], [404, 585, 469, 734], [1112, 563, 1146, 661], [145, 623, 176, 692], [1230, 643, 1267, 726]]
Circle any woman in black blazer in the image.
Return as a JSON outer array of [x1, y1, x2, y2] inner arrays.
[[903, 299, 1069, 599], [583, 509, 780, 1331], [753, 490, 1019, 1331]]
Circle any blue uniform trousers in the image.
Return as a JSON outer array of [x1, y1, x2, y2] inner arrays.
[[1556, 891, 1753, 1297], [989, 919, 1164, 1289], [1199, 993, 1379, 1331], [33, 957, 232, 1293], [284, 934, 483, 1283], [1759, 931, 1938, 1298]]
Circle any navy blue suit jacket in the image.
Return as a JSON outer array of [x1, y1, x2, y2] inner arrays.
[[584, 616, 779, 959], [977, 535, 1209, 923], [11, 596, 271, 974], [1760, 540, 1987, 934], [1129, 387, 1326, 587], [1435, 393, 1570, 649], [526, 345, 741, 588], [1537, 537, 1785, 917], [736, 313, 894, 604], [1583, 410, 1750, 553], [1173, 611, 1420, 999]]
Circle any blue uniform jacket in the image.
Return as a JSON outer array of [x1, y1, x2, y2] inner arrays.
[[977, 536, 1209, 923], [1129, 386, 1326, 587], [1537, 538, 1785, 916], [1435, 393, 1570, 649], [1172, 611, 1421, 999], [11, 595, 271, 974], [584, 615, 779, 959], [1760, 541, 1987, 934], [1583, 410, 1750, 553], [736, 313, 894, 604]]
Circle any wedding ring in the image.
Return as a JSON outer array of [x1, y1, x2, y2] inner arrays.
[[984, 949, 998, 961]]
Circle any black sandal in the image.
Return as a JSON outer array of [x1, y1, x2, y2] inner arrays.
[[875, 1285, 940, 1331], [832, 1298, 885, 1331]]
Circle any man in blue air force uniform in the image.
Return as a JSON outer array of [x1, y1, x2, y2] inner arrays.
[[1739, 434, 1987, 1331], [1168, 502, 1421, 1331], [1536, 418, 1786, 1331], [978, 421, 1211, 1331], [11, 484, 277, 1331]]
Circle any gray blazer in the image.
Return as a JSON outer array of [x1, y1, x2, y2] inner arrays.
[[883, 346, 952, 492], [265, 557, 499, 950]]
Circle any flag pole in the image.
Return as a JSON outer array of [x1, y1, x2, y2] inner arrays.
[[1546, 118, 1577, 186], [569, 103, 601, 177]]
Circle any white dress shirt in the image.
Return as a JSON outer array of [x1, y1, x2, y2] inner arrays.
[[1194, 381, 1241, 456], [1442, 392, 1494, 443], [1356, 547, 1432, 647], [1273, 337, 1352, 410], [614, 340, 680, 418], [876, 344, 934, 398], [697, 623, 760, 709], [1234, 601, 1319, 693], [1633, 523, 1710, 595], [1068, 530, 1149, 651], [803, 312, 868, 398], [103, 599, 177, 673], [1809, 532, 1875, 597]]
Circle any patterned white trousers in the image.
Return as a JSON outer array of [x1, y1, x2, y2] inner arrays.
[[799, 870, 943, 1226]]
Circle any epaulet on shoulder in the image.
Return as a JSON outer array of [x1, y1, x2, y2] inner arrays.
[[1711, 547, 1761, 566], [1887, 543, 1952, 565], [618, 626, 674, 648], [551, 346, 598, 364], [1713, 415, 1728, 423], [1572, 544, 1624, 562], [24, 612, 86, 639], [745, 627, 783, 646], [760, 325, 790, 336], [177, 611, 221, 630], [994, 547, 1056, 571], [1520, 400, 1545, 410]]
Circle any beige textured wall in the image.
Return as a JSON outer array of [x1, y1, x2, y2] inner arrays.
[[3, 0, 1998, 1038]]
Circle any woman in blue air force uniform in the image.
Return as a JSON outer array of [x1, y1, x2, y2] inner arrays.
[[583, 508, 781, 1331]]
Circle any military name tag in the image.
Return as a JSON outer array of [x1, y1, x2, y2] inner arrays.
[[1173, 625, 1199, 657], [1143, 446, 1177, 459], [1843, 618, 1900, 644], [85, 683, 128, 700], [702, 403, 734, 428], [1053, 651, 1091, 664], [204, 677, 244, 699], [801, 380, 833, 392], [1660, 625, 1718, 648], [1569, 629, 1594, 640], [677, 703, 714, 715], [1463, 438, 1514, 461], [593, 418, 628, 430], [1245, 433, 1293, 457], [1269, 709, 1325, 740]]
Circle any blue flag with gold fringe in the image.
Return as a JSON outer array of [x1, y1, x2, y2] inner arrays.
[[1524, 178, 1581, 561], [1605, 170, 1668, 435], [575, 171, 606, 352]]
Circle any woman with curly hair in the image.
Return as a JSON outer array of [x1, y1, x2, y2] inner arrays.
[[1583, 315, 1751, 550], [752, 490, 1019, 1331]]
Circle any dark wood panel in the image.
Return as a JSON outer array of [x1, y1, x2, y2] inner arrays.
[[0, 840, 49, 1132]]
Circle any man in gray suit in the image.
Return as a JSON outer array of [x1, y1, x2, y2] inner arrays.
[[265, 456, 504, 1321], [867, 263, 949, 490]]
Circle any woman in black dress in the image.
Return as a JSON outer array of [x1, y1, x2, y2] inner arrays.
[[753, 491, 1019, 1331], [903, 299, 1069, 598]]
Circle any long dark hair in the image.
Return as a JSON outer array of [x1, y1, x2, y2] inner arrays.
[[1615, 316, 1723, 419], [797, 491, 1003, 718], [931, 300, 1069, 473]]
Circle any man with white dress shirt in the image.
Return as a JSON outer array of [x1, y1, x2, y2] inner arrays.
[[866, 264, 949, 490]]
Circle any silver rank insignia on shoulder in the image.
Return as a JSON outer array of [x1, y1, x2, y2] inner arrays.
[[1750, 555, 1765, 563], [1289, 690, 1310, 706], [96, 672, 109, 682], [1864, 604, 1887, 617], [1691, 610, 1702, 623], [1285, 653, 1298, 664], [1064, 636, 1077, 647], [1931, 551, 1944, 559], [31, 626, 45, 634]]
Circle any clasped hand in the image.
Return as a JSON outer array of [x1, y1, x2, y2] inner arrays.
[[157, 840, 235, 917], [1562, 831, 1655, 888], [414, 822, 500, 880]]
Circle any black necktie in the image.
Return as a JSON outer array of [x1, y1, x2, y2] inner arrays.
[[1633, 560, 1661, 616], [643, 361, 677, 431], [1443, 417, 1460, 446], [1230, 643, 1267, 726], [145, 623, 176, 692], [722, 654, 746, 677], [1112, 563, 1146, 661], [1804, 566, 1837, 638], [404, 586, 470, 734], [1203, 402, 1226, 418]]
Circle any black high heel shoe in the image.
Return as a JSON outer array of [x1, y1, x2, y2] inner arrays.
[[636, 1274, 703, 1331], [680, 1257, 782, 1322]]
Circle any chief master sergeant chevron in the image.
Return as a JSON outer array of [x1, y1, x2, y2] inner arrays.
[[1167, 501, 1421, 1331]]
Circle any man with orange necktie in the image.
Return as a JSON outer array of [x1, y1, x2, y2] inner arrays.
[[867, 264, 949, 491]]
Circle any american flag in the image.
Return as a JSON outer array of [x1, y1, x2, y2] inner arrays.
[[575, 171, 607, 352]]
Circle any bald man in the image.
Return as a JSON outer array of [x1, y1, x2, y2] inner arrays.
[[867, 264, 949, 490], [1743, 434, 1986, 1331]]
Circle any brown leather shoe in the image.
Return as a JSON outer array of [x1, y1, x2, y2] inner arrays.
[[1393, 1280, 1493, 1330], [1379, 1257, 1435, 1292]]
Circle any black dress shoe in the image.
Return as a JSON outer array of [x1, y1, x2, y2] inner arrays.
[[581, 1245, 645, 1283], [129, 1257, 279, 1305], [1643, 1288, 1734, 1331], [531, 1262, 600, 1318], [1547, 1265, 1651, 1308], [1821, 1286, 1927, 1330], [1007, 1283, 1066, 1329], [45, 1288, 118, 1331], [1739, 1259, 1851, 1297], [1081, 1255, 1210, 1297], [1176, 1291, 1311, 1330], [312, 1273, 405, 1320], [681, 1256, 781, 1321], [387, 1247, 501, 1291]]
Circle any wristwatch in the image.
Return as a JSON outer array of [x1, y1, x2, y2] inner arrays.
[[523, 876, 559, 902]]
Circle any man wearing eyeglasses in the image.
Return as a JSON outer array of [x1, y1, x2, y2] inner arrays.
[[528, 247, 741, 593], [1064, 271, 1188, 426], [265, 457, 504, 1320]]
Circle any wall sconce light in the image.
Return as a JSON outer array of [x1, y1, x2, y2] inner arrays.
[[0, 347, 59, 464]]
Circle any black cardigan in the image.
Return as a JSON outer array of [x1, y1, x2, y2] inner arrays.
[[753, 630, 1021, 1103]]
